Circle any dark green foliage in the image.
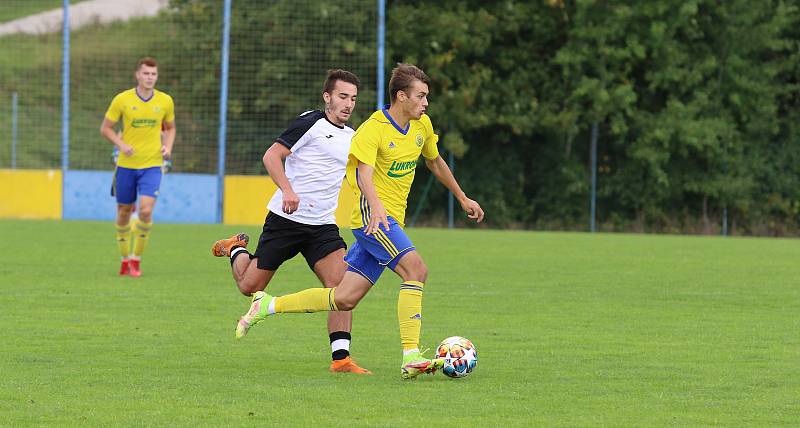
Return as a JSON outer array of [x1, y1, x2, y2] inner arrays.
[[388, 0, 800, 234]]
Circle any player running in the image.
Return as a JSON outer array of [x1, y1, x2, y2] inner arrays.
[[233, 63, 484, 379], [101, 57, 176, 277], [212, 70, 371, 374]]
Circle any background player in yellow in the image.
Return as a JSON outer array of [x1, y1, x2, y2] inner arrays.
[[234, 63, 484, 379], [100, 57, 176, 277]]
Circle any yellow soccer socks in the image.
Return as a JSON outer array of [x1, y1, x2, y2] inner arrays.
[[132, 221, 152, 258], [116, 223, 132, 259], [274, 288, 339, 313], [398, 281, 424, 351]]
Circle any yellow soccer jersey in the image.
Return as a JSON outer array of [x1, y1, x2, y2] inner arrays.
[[105, 88, 175, 169], [346, 108, 439, 228]]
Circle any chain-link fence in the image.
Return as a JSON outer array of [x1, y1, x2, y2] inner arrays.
[[0, 0, 376, 174], [0, 0, 65, 169], [224, 1, 377, 175]]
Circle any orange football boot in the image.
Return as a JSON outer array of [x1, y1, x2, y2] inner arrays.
[[330, 357, 372, 374], [212, 233, 250, 257]]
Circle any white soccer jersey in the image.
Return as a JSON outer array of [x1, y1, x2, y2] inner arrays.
[[267, 110, 354, 225]]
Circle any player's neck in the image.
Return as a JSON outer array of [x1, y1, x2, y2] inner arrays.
[[386, 104, 410, 129], [135, 86, 154, 100], [324, 109, 345, 127]]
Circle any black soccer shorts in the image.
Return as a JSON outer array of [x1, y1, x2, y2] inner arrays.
[[252, 212, 347, 271]]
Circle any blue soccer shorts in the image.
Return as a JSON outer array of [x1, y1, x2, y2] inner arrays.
[[344, 216, 416, 284], [112, 166, 162, 204]]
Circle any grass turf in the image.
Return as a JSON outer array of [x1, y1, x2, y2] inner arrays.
[[0, 219, 798, 426]]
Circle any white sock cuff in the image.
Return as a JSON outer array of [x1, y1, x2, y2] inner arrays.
[[267, 297, 276, 315], [230, 247, 248, 259], [331, 339, 351, 352]]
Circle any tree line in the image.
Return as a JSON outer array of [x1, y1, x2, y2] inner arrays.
[[168, 0, 800, 234]]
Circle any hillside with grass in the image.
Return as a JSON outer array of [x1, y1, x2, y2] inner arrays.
[[0, 13, 196, 170], [0, 1, 82, 24]]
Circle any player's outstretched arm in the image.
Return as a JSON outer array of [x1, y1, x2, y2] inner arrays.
[[263, 143, 300, 214], [425, 155, 484, 223], [356, 162, 389, 233]]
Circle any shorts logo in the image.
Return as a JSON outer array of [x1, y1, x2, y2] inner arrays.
[[410, 313, 421, 319], [415, 134, 423, 147]]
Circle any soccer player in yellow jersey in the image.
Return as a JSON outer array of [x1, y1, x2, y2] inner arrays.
[[100, 57, 176, 277], [234, 64, 484, 379]]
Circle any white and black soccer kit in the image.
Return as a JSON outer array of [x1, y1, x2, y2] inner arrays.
[[253, 110, 353, 271]]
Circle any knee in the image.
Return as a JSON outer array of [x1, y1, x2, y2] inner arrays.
[[138, 208, 153, 222], [334, 293, 359, 311], [418, 264, 428, 282], [409, 260, 428, 283], [117, 205, 133, 219]]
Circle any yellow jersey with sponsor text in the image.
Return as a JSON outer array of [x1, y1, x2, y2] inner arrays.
[[104, 88, 175, 169], [346, 108, 439, 228]]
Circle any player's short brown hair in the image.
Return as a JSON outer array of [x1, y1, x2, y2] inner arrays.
[[137, 57, 158, 69], [388, 63, 430, 103], [323, 69, 360, 94]]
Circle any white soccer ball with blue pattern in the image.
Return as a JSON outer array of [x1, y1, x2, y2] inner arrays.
[[437, 336, 477, 378]]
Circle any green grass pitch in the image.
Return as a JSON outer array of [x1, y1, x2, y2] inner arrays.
[[1, 220, 798, 426]]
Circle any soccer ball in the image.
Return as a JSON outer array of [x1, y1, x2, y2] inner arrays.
[[436, 336, 478, 378]]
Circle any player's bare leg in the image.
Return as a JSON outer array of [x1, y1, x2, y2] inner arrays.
[[313, 249, 351, 332], [329, 272, 372, 310], [137, 195, 156, 224], [314, 249, 371, 374], [211, 233, 276, 296], [233, 261, 274, 296]]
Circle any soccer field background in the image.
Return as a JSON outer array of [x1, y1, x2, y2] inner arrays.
[[1, 220, 798, 426]]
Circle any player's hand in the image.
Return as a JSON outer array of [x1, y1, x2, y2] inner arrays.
[[119, 143, 134, 156], [365, 202, 390, 235], [161, 145, 171, 159], [282, 190, 300, 214], [460, 197, 484, 223]]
